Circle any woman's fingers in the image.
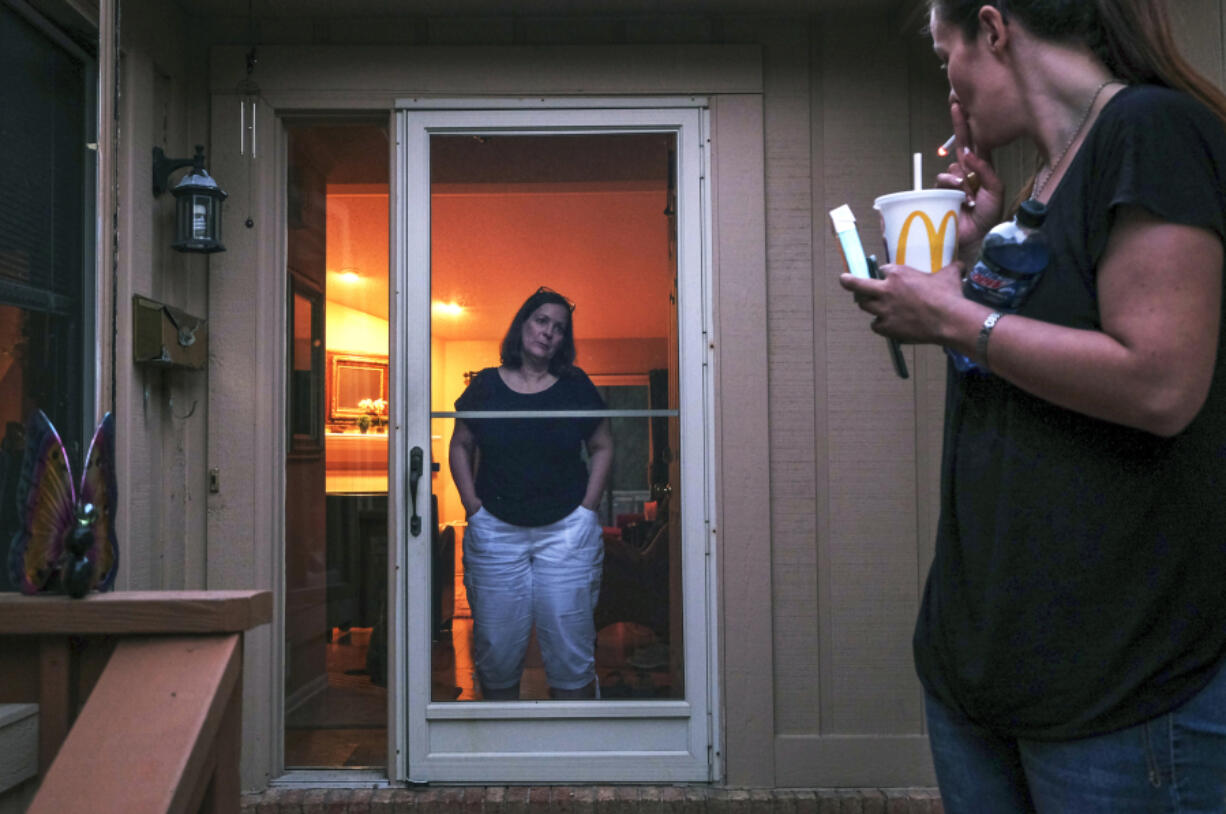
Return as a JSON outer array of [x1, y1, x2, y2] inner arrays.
[[950, 101, 972, 159], [839, 272, 883, 295], [839, 274, 885, 311], [939, 115, 1005, 244], [959, 148, 1001, 195], [842, 262, 966, 344], [937, 163, 973, 194]]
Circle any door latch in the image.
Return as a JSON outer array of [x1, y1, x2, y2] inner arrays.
[[409, 446, 423, 536]]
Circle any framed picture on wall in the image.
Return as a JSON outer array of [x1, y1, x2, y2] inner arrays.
[[327, 352, 390, 426]]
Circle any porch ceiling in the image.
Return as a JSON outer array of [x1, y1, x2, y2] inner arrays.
[[180, 0, 901, 16]]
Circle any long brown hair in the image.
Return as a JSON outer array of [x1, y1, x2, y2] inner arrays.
[[928, 0, 1226, 125], [499, 286, 578, 377]]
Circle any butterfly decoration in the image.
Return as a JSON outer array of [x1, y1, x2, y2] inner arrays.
[[7, 410, 118, 598]]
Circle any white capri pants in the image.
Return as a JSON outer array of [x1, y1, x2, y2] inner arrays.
[[462, 504, 604, 692]]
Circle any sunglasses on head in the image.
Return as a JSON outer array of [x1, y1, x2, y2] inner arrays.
[[535, 286, 576, 313]]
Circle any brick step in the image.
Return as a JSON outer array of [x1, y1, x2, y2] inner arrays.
[[242, 785, 944, 813]]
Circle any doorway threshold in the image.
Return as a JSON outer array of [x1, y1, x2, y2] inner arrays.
[[245, 785, 943, 811], [270, 769, 389, 789]]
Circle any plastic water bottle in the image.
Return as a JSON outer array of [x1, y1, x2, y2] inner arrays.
[[949, 199, 1050, 374]]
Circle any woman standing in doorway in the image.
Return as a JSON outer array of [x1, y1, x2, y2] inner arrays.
[[450, 287, 613, 700], [841, 1, 1226, 810]]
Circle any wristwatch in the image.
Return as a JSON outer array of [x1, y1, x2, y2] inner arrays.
[[976, 311, 1003, 368]]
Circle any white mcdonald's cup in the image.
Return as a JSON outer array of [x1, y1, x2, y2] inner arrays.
[[873, 189, 965, 272]]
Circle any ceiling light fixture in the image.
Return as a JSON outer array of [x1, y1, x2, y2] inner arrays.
[[432, 301, 464, 317]]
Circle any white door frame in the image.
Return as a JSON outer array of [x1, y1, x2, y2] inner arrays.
[[392, 99, 718, 784]]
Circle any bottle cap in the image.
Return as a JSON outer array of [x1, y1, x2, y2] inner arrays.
[[1017, 198, 1048, 228]]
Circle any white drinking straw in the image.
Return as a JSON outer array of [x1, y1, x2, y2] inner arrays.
[[913, 152, 923, 190]]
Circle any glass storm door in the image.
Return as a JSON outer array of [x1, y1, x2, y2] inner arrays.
[[393, 102, 713, 783]]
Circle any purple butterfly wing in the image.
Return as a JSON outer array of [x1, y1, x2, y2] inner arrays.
[[77, 412, 118, 591], [7, 410, 75, 594]]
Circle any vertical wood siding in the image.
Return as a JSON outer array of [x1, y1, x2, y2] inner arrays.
[[766, 8, 940, 784], [114, 1, 211, 596], [759, 18, 822, 736], [710, 91, 774, 787]]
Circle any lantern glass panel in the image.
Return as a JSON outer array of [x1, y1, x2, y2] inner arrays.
[[173, 188, 224, 252], [192, 194, 210, 239], [175, 194, 191, 243]]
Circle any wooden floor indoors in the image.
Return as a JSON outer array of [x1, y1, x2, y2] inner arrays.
[[285, 614, 676, 767]]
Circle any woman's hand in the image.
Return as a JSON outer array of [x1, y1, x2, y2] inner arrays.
[[449, 419, 484, 518], [839, 260, 969, 345], [935, 101, 1005, 252], [842, 207, 1223, 438], [580, 420, 614, 514]]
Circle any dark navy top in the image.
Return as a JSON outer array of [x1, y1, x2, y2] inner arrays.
[[915, 86, 1226, 739], [455, 367, 605, 527]]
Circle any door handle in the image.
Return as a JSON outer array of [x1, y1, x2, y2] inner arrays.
[[409, 446, 423, 536]]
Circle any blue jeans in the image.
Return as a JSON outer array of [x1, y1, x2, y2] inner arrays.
[[925, 659, 1226, 813]]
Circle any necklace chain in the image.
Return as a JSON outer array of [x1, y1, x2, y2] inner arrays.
[[1032, 78, 1120, 200]]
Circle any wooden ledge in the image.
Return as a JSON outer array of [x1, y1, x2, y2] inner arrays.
[[0, 590, 272, 635]]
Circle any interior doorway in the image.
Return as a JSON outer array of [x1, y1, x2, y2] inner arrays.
[[283, 119, 391, 769]]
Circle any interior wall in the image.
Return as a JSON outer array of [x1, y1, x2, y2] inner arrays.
[[430, 189, 672, 344], [327, 301, 389, 355]]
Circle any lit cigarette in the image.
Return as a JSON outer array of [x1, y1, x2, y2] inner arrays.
[[937, 134, 956, 157]]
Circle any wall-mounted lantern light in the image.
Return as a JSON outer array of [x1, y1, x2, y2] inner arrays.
[[152, 144, 228, 253]]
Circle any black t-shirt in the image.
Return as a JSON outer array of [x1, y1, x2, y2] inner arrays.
[[915, 85, 1226, 739], [454, 367, 605, 527]]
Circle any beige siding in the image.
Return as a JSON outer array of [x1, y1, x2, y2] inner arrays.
[[817, 8, 920, 738], [710, 92, 773, 787], [205, 90, 285, 789], [759, 8, 940, 785], [759, 18, 823, 741], [113, 0, 211, 594]]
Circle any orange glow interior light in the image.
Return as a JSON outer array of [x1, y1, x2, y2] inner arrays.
[[432, 300, 464, 317]]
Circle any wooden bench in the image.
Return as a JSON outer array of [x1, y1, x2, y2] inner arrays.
[[0, 591, 272, 813]]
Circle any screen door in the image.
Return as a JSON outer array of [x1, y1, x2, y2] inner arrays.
[[393, 102, 714, 783]]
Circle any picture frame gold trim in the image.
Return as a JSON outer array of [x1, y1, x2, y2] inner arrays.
[[327, 352, 389, 424]]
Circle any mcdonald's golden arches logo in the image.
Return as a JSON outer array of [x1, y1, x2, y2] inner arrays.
[[896, 209, 957, 271]]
